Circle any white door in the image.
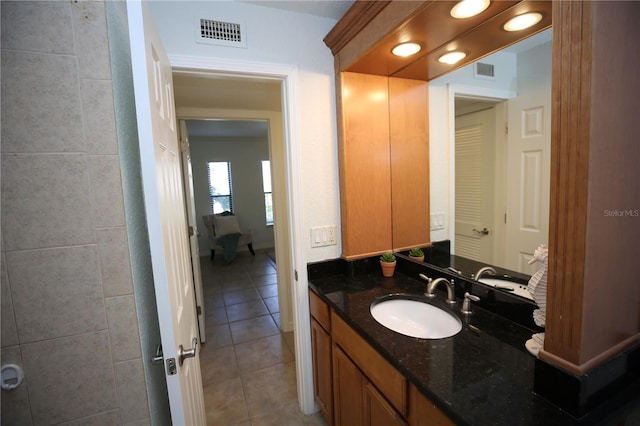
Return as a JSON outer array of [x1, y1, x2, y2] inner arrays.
[[454, 107, 497, 263], [127, 1, 206, 424], [504, 90, 551, 274], [179, 120, 206, 343]]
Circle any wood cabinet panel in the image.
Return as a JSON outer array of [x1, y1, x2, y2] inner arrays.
[[333, 344, 364, 426], [389, 77, 431, 251], [408, 383, 454, 426], [311, 318, 333, 424], [364, 380, 408, 426], [310, 290, 331, 332], [331, 310, 407, 417], [338, 72, 392, 258]]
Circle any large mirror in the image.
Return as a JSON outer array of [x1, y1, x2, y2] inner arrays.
[[428, 29, 552, 276]]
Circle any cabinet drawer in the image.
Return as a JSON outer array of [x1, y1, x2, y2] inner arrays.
[[331, 310, 407, 417], [310, 290, 331, 331]]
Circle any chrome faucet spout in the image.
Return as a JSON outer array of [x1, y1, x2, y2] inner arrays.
[[474, 266, 496, 280], [426, 278, 456, 305]]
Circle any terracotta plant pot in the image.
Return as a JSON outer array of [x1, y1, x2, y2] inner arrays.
[[409, 255, 425, 262], [380, 260, 396, 277]]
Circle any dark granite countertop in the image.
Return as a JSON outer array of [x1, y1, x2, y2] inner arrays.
[[308, 256, 639, 426]]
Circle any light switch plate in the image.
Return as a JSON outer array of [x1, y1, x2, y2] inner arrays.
[[311, 225, 338, 248]]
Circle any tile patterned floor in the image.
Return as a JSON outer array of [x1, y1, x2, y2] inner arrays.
[[199, 249, 327, 425]]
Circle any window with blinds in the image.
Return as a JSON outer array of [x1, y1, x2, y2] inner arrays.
[[261, 160, 273, 226], [207, 161, 233, 214]]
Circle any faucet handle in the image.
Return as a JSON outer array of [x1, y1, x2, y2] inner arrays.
[[461, 292, 480, 314], [418, 273, 431, 283]]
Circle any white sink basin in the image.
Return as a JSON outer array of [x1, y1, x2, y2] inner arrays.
[[370, 297, 462, 339], [479, 278, 534, 301]]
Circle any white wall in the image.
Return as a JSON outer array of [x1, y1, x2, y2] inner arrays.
[[190, 135, 274, 253], [149, 1, 341, 263]]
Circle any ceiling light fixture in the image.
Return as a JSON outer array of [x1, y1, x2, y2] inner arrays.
[[450, 0, 491, 19], [503, 12, 543, 31], [392, 42, 422, 57], [438, 51, 467, 65]]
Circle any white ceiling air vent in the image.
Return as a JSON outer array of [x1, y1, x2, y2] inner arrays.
[[196, 17, 247, 48], [474, 62, 495, 80]]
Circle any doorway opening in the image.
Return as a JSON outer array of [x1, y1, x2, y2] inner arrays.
[[171, 62, 316, 421]]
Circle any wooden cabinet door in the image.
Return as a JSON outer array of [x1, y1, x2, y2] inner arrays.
[[333, 344, 364, 426], [408, 383, 453, 426], [364, 380, 408, 426], [311, 318, 333, 424], [338, 72, 392, 259]]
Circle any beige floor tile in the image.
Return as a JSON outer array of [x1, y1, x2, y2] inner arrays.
[[226, 299, 269, 323], [230, 315, 279, 344], [203, 377, 248, 425], [249, 403, 328, 426], [256, 284, 278, 298], [241, 362, 297, 417], [234, 334, 293, 373], [224, 288, 261, 306], [206, 323, 232, 349], [263, 296, 279, 314], [200, 345, 239, 384], [205, 305, 229, 326]]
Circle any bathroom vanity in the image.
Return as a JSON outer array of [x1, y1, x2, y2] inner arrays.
[[308, 255, 640, 425]]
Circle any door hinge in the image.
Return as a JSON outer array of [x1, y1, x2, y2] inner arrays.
[[294, 269, 298, 281], [188, 225, 194, 236], [505, 124, 509, 134], [196, 305, 202, 315], [504, 213, 507, 224]]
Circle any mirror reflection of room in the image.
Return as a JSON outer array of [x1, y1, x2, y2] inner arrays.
[[429, 28, 551, 276]]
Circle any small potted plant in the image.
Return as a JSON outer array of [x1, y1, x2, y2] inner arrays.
[[380, 252, 396, 277], [408, 247, 424, 262]]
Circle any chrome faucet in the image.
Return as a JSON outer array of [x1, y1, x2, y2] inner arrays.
[[426, 278, 457, 305], [473, 266, 496, 280]]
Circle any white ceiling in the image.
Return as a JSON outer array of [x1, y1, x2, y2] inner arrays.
[[239, 0, 354, 20]]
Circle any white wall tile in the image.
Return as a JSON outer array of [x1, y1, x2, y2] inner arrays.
[[105, 295, 142, 362], [114, 359, 151, 424], [1, 153, 96, 251], [81, 79, 119, 155], [0, 345, 33, 426], [88, 155, 126, 228], [21, 331, 117, 425], [71, 0, 111, 80], [1, 253, 19, 347], [0, 1, 74, 54], [97, 228, 134, 297], [7, 246, 107, 343], [0, 50, 84, 153], [58, 410, 120, 426]]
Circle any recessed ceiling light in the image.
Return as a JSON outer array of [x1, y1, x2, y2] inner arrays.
[[503, 12, 543, 31], [392, 42, 422, 57], [450, 0, 491, 19], [438, 51, 467, 65]]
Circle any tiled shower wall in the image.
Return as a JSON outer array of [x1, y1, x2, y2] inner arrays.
[[1, 1, 151, 425]]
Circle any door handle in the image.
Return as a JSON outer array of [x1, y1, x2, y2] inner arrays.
[[473, 227, 490, 235], [151, 344, 163, 365], [178, 337, 198, 366]]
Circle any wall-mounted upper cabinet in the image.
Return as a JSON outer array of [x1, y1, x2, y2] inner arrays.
[[337, 72, 430, 259]]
